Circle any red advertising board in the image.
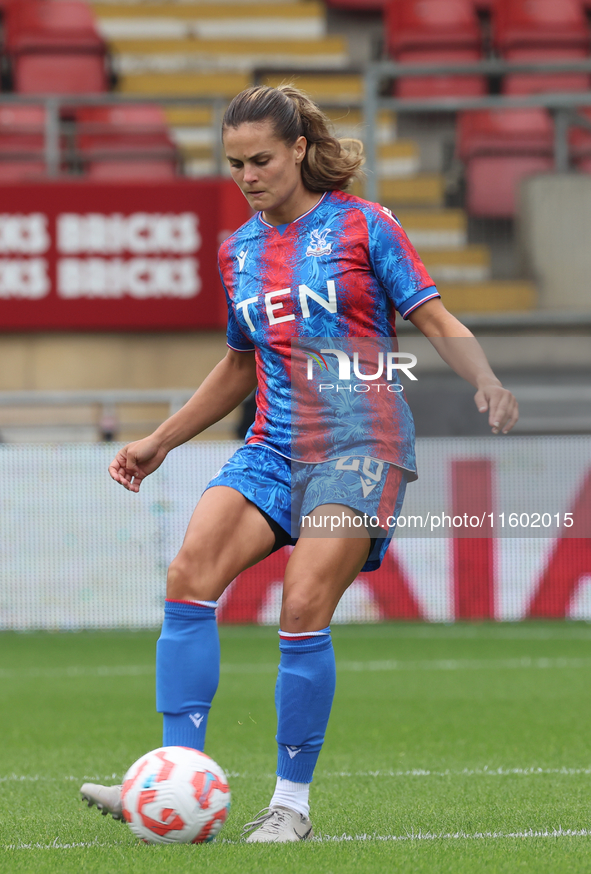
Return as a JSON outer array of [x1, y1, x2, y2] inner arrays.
[[0, 179, 251, 330]]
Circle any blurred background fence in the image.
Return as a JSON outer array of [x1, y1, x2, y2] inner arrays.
[[1, 437, 590, 631], [0, 0, 590, 627]]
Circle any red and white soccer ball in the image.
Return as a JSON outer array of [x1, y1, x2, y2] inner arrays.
[[121, 746, 231, 844]]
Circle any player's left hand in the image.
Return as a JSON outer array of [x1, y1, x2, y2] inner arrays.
[[474, 383, 518, 434]]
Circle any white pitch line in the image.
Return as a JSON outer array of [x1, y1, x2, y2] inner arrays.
[[0, 665, 154, 680], [3, 766, 591, 784], [4, 827, 591, 850], [309, 827, 591, 843], [320, 766, 591, 778], [2, 656, 591, 680], [4, 838, 127, 850], [337, 656, 591, 672]]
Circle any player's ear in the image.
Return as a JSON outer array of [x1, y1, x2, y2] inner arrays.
[[294, 135, 307, 165]]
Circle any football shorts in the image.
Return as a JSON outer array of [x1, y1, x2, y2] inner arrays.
[[205, 443, 408, 572]]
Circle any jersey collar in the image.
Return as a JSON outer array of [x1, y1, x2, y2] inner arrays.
[[257, 191, 329, 232]]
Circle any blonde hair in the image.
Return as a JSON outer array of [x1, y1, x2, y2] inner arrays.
[[222, 84, 364, 192]]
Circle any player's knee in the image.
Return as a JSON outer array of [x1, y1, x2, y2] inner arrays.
[[166, 555, 192, 600], [281, 587, 327, 630], [166, 550, 212, 601]]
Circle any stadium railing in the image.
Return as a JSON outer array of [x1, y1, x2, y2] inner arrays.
[[0, 91, 368, 178], [1, 59, 591, 182], [1, 380, 590, 443], [362, 58, 591, 203], [0, 93, 230, 178], [0, 388, 221, 442]]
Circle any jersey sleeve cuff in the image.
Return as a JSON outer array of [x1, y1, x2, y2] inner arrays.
[[227, 340, 255, 352], [398, 286, 440, 320]]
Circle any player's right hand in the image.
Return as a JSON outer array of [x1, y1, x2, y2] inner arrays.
[[108, 435, 168, 492]]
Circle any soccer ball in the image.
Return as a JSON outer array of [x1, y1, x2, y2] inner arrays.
[[121, 746, 231, 844]]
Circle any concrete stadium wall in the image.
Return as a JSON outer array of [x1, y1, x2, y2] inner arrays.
[[0, 331, 234, 441], [519, 174, 591, 312], [0, 331, 228, 392]]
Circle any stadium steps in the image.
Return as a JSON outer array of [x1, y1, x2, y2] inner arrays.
[[260, 72, 362, 103], [436, 281, 537, 315], [91, 3, 326, 40], [420, 246, 491, 284], [108, 36, 350, 74], [395, 209, 467, 249], [324, 107, 397, 145], [352, 174, 446, 208], [394, 211, 537, 313], [117, 70, 251, 97], [91, 0, 536, 317], [179, 138, 419, 180]]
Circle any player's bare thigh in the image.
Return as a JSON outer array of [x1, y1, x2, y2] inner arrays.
[[281, 504, 371, 633], [166, 485, 276, 602]]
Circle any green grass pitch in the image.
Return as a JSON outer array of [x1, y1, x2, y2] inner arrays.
[[1, 622, 591, 873]]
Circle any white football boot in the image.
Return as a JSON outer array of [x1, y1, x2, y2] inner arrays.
[[80, 783, 123, 820], [242, 806, 313, 843]]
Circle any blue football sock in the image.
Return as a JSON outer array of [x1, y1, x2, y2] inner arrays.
[[275, 627, 336, 784], [156, 599, 220, 751]]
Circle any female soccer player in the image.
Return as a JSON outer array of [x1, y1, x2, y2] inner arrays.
[[81, 84, 518, 842]]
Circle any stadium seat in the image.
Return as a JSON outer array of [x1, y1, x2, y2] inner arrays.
[[75, 104, 178, 180], [0, 161, 46, 181], [5, 0, 108, 93], [493, 0, 591, 94], [457, 109, 554, 217], [457, 108, 554, 159], [0, 105, 49, 180], [385, 0, 486, 99]]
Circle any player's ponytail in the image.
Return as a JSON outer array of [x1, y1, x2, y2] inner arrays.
[[222, 84, 364, 192]]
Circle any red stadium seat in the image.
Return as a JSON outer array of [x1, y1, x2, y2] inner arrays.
[[457, 108, 554, 159], [386, 0, 486, 98], [75, 104, 173, 141], [0, 104, 45, 136], [75, 105, 178, 180], [5, 1, 107, 93], [501, 48, 591, 96], [493, 0, 591, 94], [464, 154, 553, 216], [457, 109, 554, 217], [0, 105, 48, 179], [0, 161, 46, 181]]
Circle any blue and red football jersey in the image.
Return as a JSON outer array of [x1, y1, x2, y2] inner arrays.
[[218, 189, 439, 478]]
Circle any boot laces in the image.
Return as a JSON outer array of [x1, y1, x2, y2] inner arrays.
[[241, 807, 291, 837]]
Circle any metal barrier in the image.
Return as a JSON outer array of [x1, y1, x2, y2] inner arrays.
[[0, 91, 366, 178], [0, 388, 198, 442], [363, 59, 591, 202], [3, 61, 591, 185], [0, 93, 230, 177]]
